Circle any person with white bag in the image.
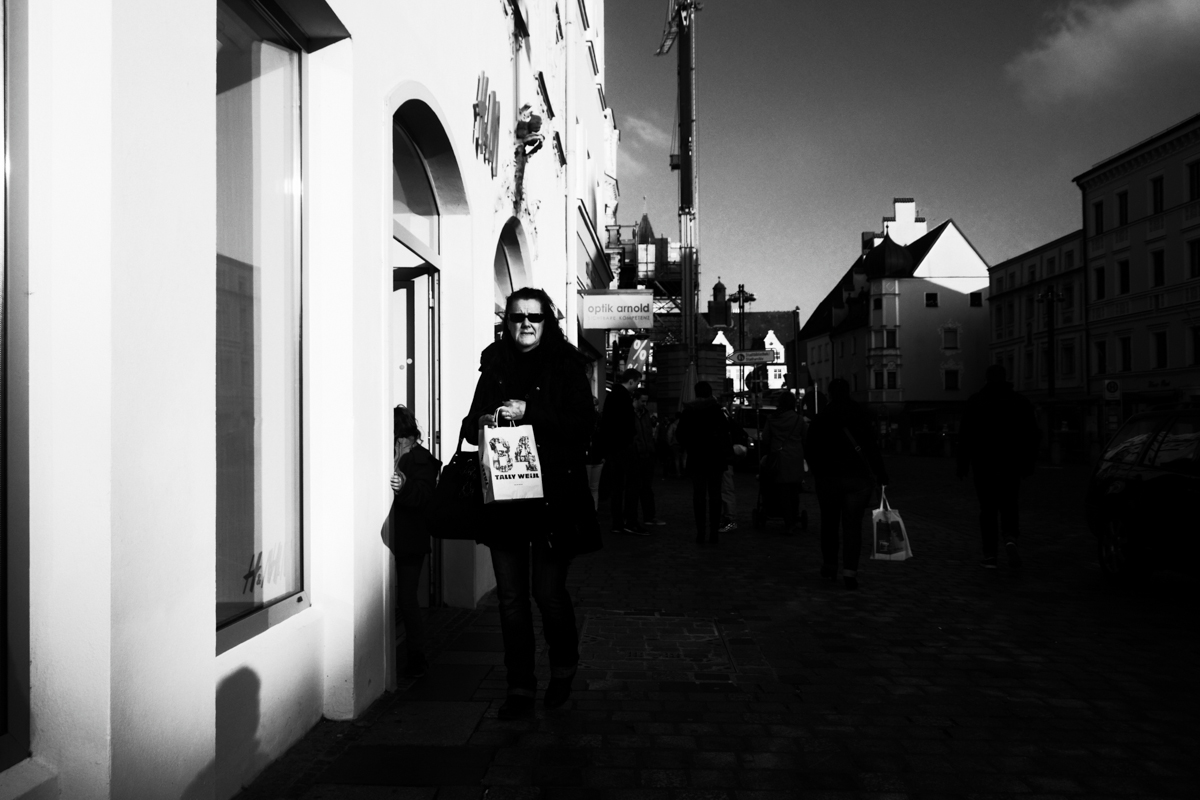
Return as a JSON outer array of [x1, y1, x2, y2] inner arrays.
[[805, 379, 890, 590], [462, 287, 600, 719]]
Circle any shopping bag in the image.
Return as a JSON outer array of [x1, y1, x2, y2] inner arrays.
[[480, 417, 545, 504], [427, 437, 485, 540], [870, 487, 913, 561]]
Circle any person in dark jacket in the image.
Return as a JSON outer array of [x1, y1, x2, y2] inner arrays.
[[624, 388, 664, 530], [600, 368, 641, 534], [760, 391, 808, 535], [676, 381, 737, 544], [956, 364, 1041, 569], [462, 287, 599, 719], [389, 405, 441, 679], [805, 378, 889, 590]]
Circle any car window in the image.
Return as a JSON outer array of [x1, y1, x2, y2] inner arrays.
[[1146, 416, 1200, 471], [1102, 417, 1160, 464]]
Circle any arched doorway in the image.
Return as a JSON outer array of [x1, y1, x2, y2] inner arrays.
[[493, 218, 530, 337], [389, 99, 466, 612]]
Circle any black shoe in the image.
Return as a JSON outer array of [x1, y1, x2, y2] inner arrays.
[[843, 576, 859, 590], [402, 654, 427, 679], [1006, 541, 1022, 570], [980, 557, 998, 569], [543, 672, 576, 709], [820, 564, 836, 580], [497, 695, 535, 720], [626, 525, 650, 536], [646, 519, 668, 526]]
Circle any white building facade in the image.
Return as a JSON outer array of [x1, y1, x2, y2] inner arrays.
[[1, 1, 617, 797]]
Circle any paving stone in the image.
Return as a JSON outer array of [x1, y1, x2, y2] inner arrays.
[[238, 460, 1200, 800]]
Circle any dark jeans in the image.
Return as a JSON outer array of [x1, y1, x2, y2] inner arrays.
[[396, 553, 427, 658], [973, 472, 1021, 558], [605, 456, 630, 529], [817, 484, 873, 575], [691, 468, 724, 539], [624, 455, 656, 524], [489, 542, 579, 697]]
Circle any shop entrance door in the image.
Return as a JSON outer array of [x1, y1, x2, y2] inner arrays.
[[391, 247, 440, 607]]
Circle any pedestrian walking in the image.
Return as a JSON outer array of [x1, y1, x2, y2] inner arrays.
[[625, 389, 665, 528], [462, 287, 601, 719], [956, 364, 1041, 570], [584, 396, 604, 511], [718, 402, 750, 534], [389, 404, 441, 679], [805, 378, 889, 590], [600, 368, 644, 535], [759, 390, 808, 535], [676, 381, 739, 544]]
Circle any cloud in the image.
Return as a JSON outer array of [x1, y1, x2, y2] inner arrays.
[[622, 115, 673, 149], [619, 150, 650, 179], [1006, 0, 1200, 106]]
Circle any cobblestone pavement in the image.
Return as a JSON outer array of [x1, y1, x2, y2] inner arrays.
[[238, 454, 1198, 799]]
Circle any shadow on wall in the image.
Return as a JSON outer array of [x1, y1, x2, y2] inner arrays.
[[181, 667, 264, 800]]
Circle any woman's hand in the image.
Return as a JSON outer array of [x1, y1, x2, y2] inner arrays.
[[498, 399, 527, 422], [391, 472, 406, 494]]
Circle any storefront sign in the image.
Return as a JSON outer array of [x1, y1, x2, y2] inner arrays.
[[580, 290, 654, 329]]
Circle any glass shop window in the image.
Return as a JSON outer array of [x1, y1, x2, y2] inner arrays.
[[216, 0, 303, 628]]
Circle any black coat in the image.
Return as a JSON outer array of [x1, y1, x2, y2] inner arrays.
[[599, 384, 636, 459], [462, 338, 601, 557], [390, 443, 441, 556], [676, 397, 736, 475], [761, 409, 807, 485], [957, 381, 1040, 478], [805, 399, 889, 492]]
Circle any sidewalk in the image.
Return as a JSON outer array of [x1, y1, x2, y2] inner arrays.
[[238, 455, 1198, 799]]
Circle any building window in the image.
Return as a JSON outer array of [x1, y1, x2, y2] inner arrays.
[[1118, 260, 1130, 294], [1094, 266, 1106, 300], [1061, 284, 1074, 323], [1150, 175, 1164, 215], [873, 371, 884, 390], [994, 308, 1003, 338], [1117, 191, 1128, 226], [885, 328, 897, 348], [886, 370, 897, 390], [217, 0, 304, 632], [1093, 200, 1104, 234], [872, 297, 882, 310], [925, 292, 938, 307], [1153, 331, 1168, 368], [1065, 250, 1075, 270], [1095, 340, 1107, 375], [1039, 345, 1049, 379], [944, 370, 960, 391], [1060, 341, 1075, 375], [969, 292, 982, 307], [1189, 240, 1200, 279], [1023, 349, 1033, 383], [1189, 161, 1200, 202], [1027, 266, 1036, 285], [1192, 327, 1200, 366], [943, 328, 959, 349], [838, 340, 844, 358], [1152, 250, 1165, 287], [1120, 336, 1132, 372]]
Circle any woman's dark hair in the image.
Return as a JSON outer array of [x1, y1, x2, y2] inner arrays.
[[776, 391, 796, 412], [501, 287, 564, 350], [394, 404, 422, 443]]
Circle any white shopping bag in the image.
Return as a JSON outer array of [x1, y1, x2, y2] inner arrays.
[[870, 487, 913, 561], [480, 418, 545, 504]]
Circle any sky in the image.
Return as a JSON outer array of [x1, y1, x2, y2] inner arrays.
[[603, 0, 1200, 324]]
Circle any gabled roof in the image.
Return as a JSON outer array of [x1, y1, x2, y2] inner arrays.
[[634, 213, 656, 244]]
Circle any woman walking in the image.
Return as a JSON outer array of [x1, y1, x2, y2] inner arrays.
[[389, 405, 441, 679], [760, 391, 808, 535], [462, 287, 600, 719]]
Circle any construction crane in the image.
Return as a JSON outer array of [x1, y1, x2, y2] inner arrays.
[[656, 0, 702, 398]]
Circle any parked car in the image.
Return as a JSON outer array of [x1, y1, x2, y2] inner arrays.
[[1085, 407, 1200, 582]]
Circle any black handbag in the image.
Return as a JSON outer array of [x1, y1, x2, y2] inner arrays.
[[428, 437, 486, 540]]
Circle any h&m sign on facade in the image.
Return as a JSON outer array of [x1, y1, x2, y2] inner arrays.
[[580, 290, 654, 330]]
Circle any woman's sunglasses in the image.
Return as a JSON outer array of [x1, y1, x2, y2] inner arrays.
[[507, 313, 546, 323]]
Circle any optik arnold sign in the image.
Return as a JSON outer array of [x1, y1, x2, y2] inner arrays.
[[580, 290, 654, 330]]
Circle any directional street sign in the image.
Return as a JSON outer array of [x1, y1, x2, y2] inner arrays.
[[728, 350, 776, 365]]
